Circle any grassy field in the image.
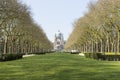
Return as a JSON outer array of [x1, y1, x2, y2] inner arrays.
[[0, 53, 120, 80]]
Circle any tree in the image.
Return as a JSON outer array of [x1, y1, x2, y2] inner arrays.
[[65, 0, 120, 54], [0, 0, 53, 55]]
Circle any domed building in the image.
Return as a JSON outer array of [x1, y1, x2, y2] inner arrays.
[[54, 30, 64, 51]]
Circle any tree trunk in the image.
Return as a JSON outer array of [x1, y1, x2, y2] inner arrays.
[[108, 38, 110, 52], [96, 42, 98, 52], [100, 40, 103, 53], [117, 32, 119, 53], [3, 36, 7, 54], [91, 41, 94, 53]]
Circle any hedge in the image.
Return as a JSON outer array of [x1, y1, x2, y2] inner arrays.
[[104, 55, 120, 61], [84, 53, 105, 60], [0, 54, 23, 61], [84, 52, 120, 61], [33, 52, 46, 55]]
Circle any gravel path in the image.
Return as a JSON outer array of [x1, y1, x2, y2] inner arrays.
[[23, 54, 35, 57], [79, 53, 84, 56]]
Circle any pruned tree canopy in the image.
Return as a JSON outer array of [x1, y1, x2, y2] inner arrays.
[[65, 0, 120, 53], [0, 0, 53, 54]]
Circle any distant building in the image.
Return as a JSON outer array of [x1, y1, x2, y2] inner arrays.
[[54, 30, 64, 51]]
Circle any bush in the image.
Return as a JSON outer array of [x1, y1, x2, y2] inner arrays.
[[105, 55, 120, 61], [0, 54, 23, 61], [84, 52, 120, 61], [84, 53, 90, 58], [84, 52, 104, 60], [33, 52, 46, 55]]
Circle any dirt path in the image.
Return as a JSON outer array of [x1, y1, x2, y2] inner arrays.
[[23, 54, 35, 57]]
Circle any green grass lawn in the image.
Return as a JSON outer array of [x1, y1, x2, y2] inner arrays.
[[0, 53, 120, 80]]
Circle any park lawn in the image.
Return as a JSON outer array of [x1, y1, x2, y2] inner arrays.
[[0, 53, 120, 80]]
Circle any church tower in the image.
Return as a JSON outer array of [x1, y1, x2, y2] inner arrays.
[[54, 30, 64, 51]]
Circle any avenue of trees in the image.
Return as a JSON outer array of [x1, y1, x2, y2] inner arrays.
[[0, 0, 53, 55], [65, 0, 120, 53]]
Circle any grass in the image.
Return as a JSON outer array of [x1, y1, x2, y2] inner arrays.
[[0, 53, 120, 80]]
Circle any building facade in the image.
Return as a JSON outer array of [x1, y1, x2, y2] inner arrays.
[[54, 31, 64, 51]]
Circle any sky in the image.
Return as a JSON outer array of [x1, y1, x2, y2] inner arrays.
[[20, 0, 96, 42]]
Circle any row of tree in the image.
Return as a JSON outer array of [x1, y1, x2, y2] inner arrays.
[[0, 0, 53, 55], [65, 0, 120, 53]]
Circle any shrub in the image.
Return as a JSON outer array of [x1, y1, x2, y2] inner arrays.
[[84, 52, 104, 60], [33, 52, 46, 55], [105, 55, 120, 61], [84, 53, 90, 58], [0, 54, 23, 61], [84, 52, 120, 61]]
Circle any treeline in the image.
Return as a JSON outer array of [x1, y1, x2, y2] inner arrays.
[[0, 0, 53, 55], [65, 0, 120, 53]]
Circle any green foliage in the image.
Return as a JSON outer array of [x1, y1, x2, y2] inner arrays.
[[84, 52, 120, 61], [0, 0, 53, 54], [65, 0, 120, 53], [0, 54, 23, 61], [105, 55, 120, 61], [84, 52, 104, 60], [33, 52, 46, 55]]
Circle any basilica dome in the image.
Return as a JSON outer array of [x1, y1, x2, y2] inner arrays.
[[55, 31, 62, 38], [54, 30, 64, 50]]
